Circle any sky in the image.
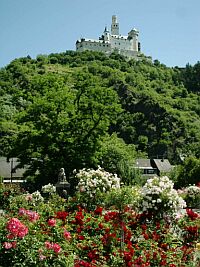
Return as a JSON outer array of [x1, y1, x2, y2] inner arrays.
[[0, 0, 200, 68]]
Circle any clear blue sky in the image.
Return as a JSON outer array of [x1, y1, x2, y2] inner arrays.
[[0, 0, 200, 68]]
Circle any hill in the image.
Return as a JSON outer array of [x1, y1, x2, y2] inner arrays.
[[0, 51, 200, 184]]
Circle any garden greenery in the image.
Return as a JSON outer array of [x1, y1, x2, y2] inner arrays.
[[1, 170, 200, 266]]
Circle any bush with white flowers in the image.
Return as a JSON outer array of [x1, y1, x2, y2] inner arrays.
[[41, 183, 56, 194], [139, 176, 186, 216], [184, 185, 200, 208], [30, 190, 44, 205], [75, 166, 120, 197], [185, 185, 200, 197]]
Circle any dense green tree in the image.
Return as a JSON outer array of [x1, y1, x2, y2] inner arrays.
[[173, 156, 200, 188], [8, 73, 121, 186], [97, 133, 145, 185], [181, 62, 200, 92]]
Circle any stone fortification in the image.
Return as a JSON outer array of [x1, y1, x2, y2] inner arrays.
[[76, 15, 141, 60]]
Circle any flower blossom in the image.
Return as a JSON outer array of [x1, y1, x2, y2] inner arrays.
[[52, 243, 61, 253], [19, 208, 40, 222], [3, 241, 17, 250], [64, 230, 71, 240], [44, 241, 61, 253], [75, 166, 120, 197], [139, 176, 186, 216], [47, 218, 56, 227], [6, 218, 28, 238]]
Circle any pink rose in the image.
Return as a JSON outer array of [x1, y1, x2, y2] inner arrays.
[[53, 243, 61, 253], [3, 242, 13, 249], [64, 230, 71, 240], [47, 218, 56, 227], [45, 241, 52, 249]]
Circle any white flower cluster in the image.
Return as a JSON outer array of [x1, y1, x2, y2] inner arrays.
[[75, 166, 120, 197], [140, 176, 186, 215], [185, 185, 200, 198], [41, 183, 56, 194], [31, 190, 44, 205]]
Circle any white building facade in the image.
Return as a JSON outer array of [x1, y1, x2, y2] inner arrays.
[[76, 15, 141, 59]]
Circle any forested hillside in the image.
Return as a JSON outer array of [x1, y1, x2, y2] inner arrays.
[[0, 51, 200, 185]]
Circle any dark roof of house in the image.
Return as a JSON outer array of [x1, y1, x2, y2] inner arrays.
[[135, 159, 154, 169], [134, 158, 172, 172], [152, 159, 172, 172], [0, 157, 26, 178]]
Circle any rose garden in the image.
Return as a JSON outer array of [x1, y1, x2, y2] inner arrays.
[[0, 167, 200, 266]]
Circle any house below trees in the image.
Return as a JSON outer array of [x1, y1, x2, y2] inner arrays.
[[134, 158, 173, 177]]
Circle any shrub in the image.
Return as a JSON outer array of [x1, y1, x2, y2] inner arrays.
[[75, 166, 120, 196], [74, 166, 120, 209], [179, 185, 200, 208], [139, 176, 186, 218], [41, 183, 56, 194]]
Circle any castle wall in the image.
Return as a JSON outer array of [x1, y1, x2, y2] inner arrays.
[[110, 36, 134, 51], [76, 40, 111, 53], [115, 49, 139, 59]]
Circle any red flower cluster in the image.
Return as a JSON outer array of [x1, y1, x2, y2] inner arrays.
[[72, 210, 84, 225], [74, 259, 96, 267], [6, 218, 28, 238], [94, 206, 103, 215], [104, 211, 119, 222], [55, 211, 68, 221], [185, 225, 198, 237], [44, 241, 62, 253], [186, 208, 199, 221]]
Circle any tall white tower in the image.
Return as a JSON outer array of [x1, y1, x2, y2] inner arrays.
[[111, 15, 119, 35], [128, 28, 139, 51], [104, 26, 110, 41]]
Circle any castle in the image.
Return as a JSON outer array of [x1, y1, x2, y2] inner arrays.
[[76, 15, 141, 60]]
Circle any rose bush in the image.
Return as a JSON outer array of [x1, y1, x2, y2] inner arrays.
[[74, 166, 120, 208], [75, 166, 120, 196], [0, 181, 199, 266], [184, 185, 200, 208], [42, 183, 56, 194], [139, 176, 186, 218]]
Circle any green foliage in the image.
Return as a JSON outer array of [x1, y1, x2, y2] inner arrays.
[[0, 50, 200, 187], [104, 186, 141, 210], [173, 156, 200, 188], [97, 133, 143, 185], [180, 62, 200, 93]]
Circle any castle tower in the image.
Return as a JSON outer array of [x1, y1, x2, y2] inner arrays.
[[104, 26, 110, 41], [111, 15, 119, 35], [128, 28, 139, 51]]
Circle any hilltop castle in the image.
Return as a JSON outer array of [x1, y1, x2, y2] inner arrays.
[[76, 15, 141, 59]]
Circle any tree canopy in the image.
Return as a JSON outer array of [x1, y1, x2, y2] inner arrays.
[[0, 51, 200, 186]]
